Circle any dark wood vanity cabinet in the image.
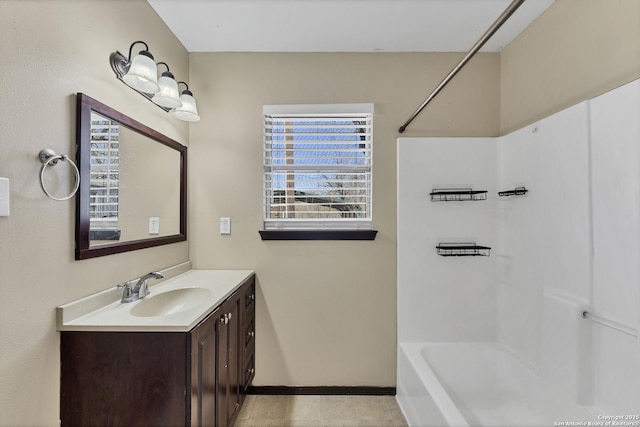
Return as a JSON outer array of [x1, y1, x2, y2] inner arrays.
[[241, 279, 256, 392], [60, 275, 255, 427], [212, 287, 241, 427]]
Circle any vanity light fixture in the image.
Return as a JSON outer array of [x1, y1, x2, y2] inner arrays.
[[110, 40, 200, 122], [171, 82, 201, 122], [151, 62, 182, 108], [112, 41, 160, 94]]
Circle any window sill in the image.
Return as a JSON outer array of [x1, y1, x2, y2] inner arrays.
[[259, 229, 378, 241], [89, 229, 122, 241]]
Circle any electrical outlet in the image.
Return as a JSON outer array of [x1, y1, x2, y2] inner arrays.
[[220, 217, 231, 235], [0, 178, 9, 217], [149, 217, 160, 234]]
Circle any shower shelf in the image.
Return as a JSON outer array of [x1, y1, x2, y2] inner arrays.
[[436, 242, 491, 257], [498, 186, 528, 197], [429, 188, 487, 202]]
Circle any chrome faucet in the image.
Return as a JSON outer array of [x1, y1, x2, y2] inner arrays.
[[118, 272, 165, 303]]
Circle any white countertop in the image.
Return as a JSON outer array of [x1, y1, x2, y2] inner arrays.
[[57, 269, 255, 332]]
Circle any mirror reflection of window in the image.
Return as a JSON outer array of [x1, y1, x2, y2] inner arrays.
[[89, 112, 121, 241]]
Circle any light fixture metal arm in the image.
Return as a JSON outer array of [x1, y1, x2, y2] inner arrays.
[[126, 40, 150, 62], [157, 61, 171, 73]]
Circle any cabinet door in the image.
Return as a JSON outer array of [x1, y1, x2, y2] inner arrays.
[[216, 307, 228, 427], [226, 292, 242, 425], [61, 332, 186, 427], [216, 291, 242, 427], [241, 277, 256, 392], [190, 308, 220, 427]]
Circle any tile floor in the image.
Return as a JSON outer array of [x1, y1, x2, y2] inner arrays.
[[235, 394, 409, 427]]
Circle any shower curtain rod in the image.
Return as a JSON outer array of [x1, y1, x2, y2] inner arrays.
[[398, 0, 527, 133], [582, 311, 639, 338]]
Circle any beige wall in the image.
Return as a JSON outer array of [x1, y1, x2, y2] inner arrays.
[[118, 126, 181, 241], [0, 1, 189, 425], [500, 0, 640, 133], [188, 52, 501, 387]]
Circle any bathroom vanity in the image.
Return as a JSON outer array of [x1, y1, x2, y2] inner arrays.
[[58, 269, 255, 427]]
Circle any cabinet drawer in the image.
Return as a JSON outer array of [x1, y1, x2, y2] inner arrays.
[[243, 280, 255, 313], [243, 353, 255, 391], [243, 317, 255, 353]]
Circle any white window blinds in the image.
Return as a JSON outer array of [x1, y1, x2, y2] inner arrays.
[[89, 112, 119, 227], [263, 104, 373, 230]]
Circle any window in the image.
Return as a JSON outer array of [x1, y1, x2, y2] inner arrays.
[[262, 104, 376, 239], [89, 112, 120, 240]]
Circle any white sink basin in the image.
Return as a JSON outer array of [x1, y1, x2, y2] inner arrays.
[[57, 269, 255, 332], [130, 287, 212, 317]]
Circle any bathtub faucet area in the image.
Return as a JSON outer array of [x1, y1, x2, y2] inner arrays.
[[118, 272, 165, 303]]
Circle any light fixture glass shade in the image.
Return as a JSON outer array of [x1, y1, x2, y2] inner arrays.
[[152, 72, 182, 108], [171, 91, 200, 122], [122, 51, 160, 94]]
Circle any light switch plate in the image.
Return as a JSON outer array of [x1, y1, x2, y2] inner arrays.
[[0, 178, 9, 217], [220, 217, 231, 235], [149, 217, 160, 234]]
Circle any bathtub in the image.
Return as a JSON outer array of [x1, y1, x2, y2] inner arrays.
[[396, 342, 595, 427]]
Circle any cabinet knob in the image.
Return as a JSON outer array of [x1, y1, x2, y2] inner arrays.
[[220, 314, 229, 324], [227, 312, 232, 320], [247, 331, 255, 338], [248, 294, 255, 302], [247, 368, 255, 375]]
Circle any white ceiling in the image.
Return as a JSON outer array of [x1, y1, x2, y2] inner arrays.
[[147, 0, 555, 53]]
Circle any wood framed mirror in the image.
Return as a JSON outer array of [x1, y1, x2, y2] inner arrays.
[[75, 93, 187, 260]]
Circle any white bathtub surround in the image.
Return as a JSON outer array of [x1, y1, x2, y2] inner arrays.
[[497, 100, 592, 370], [397, 137, 499, 344], [589, 81, 640, 412], [397, 79, 640, 426]]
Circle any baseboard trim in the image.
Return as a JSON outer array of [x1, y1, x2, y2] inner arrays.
[[247, 386, 396, 396]]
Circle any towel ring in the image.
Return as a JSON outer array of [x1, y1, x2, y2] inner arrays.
[[38, 149, 80, 201]]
